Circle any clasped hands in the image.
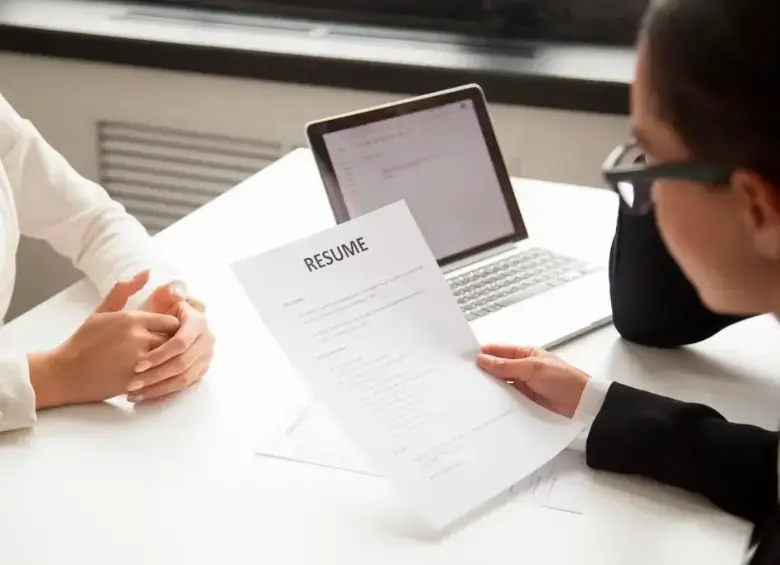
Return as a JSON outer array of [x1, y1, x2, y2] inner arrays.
[[31, 270, 215, 410]]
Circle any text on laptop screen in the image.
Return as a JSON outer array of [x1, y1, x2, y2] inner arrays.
[[322, 100, 516, 261]]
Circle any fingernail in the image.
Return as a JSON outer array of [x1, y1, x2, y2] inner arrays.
[[477, 354, 493, 366], [127, 394, 143, 403], [127, 380, 144, 392], [134, 361, 151, 373]]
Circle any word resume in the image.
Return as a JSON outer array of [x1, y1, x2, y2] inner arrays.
[[232, 201, 584, 530]]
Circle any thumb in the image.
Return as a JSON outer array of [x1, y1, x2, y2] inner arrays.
[[477, 353, 531, 382], [147, 282, 186, 315], [96, 270, 150, 313]]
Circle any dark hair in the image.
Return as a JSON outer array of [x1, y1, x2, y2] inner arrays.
[[641, 0, 780, 183]]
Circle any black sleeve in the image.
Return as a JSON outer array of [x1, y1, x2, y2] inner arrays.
[[609, 205, 748, 347], [587, 383, 778, 526]]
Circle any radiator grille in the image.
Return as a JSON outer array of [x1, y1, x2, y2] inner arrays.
[[98, 121, 285, 233]]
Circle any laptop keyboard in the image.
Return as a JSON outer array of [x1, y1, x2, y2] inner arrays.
[[448, 248, 596, 321]]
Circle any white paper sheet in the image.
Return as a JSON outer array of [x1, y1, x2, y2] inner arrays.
[[256, 397, 592, 515], [257, 397, 377, 477], [233, 201, 585, 529], [516, 450, 592, 514]]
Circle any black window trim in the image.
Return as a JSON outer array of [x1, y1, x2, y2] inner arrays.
[[0, 0, 636, 116], [126, 0, 648, 46]]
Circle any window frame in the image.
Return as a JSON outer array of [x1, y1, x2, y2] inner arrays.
[[123, 0, 647, 46]]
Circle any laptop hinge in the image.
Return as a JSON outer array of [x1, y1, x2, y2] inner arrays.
[[441, 242, 520, 275]]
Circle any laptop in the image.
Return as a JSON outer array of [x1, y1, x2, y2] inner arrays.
[[305, 84, 612, 349]]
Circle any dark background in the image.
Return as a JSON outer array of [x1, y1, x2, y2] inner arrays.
[[125, 0, 649, 45]]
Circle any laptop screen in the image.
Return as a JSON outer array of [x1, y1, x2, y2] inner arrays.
[[321, 99, 518, 263]]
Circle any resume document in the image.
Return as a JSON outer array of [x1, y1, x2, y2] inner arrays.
[[232, 201, 584, 530]]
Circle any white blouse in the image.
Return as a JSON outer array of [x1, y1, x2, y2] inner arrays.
[[0, 94, 180, 433]]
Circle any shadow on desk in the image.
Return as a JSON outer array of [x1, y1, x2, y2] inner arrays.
[[598, 328, 780, 431], [591, 466, 728, 520], [0, 401, 132, 448], [588, 469, 750, 564], [607, 342, 754, 385], [0, 386, 205, 450]]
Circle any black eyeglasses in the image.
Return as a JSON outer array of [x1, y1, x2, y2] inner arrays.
[[602, 142, 734, 215]]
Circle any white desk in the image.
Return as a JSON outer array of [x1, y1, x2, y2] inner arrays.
[[2, 148, 780, 565]]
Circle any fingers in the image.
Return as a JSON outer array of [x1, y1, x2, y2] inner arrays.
[[96, 270, 150, 313], [128, 334, 209, 391], [130, 311, 181, 334], [134, 306, 203, 373], [144, 282, 186, 315], [147, 332, 169, 350], [478, 344, 542, 382], [480, 344, 538, 360], [127, 355, 210, 403], [477, 352, 535, 382]]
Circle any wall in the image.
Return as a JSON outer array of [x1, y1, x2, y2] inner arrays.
[[0, 52, 628, 319]]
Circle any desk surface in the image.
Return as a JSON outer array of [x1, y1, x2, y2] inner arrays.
[[2, 148, 779, 565]]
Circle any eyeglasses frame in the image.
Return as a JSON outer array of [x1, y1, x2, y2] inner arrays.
[[601, 142, 734, 214]]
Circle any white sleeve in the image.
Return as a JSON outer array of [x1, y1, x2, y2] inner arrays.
[[0, 356, 36, 433], [0, 94, 185, 305], [568, 379, 612, 452]]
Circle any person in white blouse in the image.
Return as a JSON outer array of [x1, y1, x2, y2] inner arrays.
[[0, 94, 214, 434]]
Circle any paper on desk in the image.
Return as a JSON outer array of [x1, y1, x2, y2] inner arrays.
[[257, 397, 593, 515], [257, 395, 377, 477], [233, 201, 585, 530], [516, 450, 592, 514]]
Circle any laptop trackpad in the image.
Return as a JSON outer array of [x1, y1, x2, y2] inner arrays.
[[469, 272, 613, 349]]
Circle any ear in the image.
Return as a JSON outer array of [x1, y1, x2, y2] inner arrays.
[[732, 169, 780, 259]]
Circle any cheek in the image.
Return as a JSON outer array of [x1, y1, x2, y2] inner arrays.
[[653, 183, 753, 312], [652, 183, 719, 278]]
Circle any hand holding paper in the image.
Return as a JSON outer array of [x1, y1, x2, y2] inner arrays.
[[232, 201, 585, 530], [476, 344, 591, 418]]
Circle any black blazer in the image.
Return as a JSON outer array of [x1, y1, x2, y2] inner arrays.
[[600, 181, 779, 562], [587, 383, 780, 564], [608, 205, 750, 348]]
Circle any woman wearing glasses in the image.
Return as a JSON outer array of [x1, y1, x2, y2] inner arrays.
[[478, 0, 780, 562]]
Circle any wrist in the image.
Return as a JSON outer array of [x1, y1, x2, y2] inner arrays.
[[27, 349, 69, 409]]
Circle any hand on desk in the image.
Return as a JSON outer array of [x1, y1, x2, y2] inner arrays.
[[477, 345, 590, 418], [126, 282, 215, 403], [29, 271, 181, 408]]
